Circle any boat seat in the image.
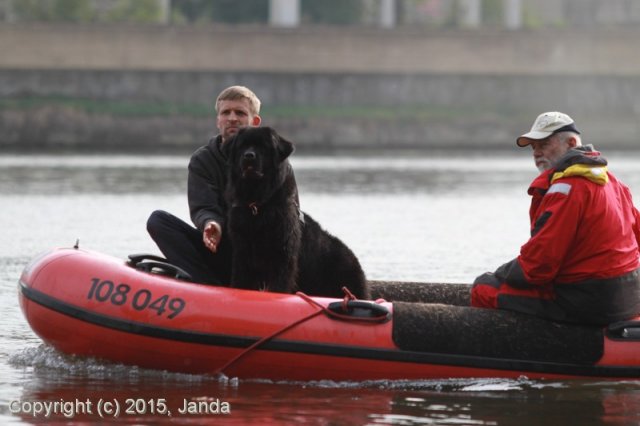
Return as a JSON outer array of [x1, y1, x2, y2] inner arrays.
[[370, 281, 471, 306], [392, 302, 603, 365]]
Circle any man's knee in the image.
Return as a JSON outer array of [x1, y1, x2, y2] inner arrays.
[[470, 271, 502, 308], [147, 210, 173, 236], [471, 283, 499, 308]]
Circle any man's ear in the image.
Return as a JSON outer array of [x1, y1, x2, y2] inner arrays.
[[251, 115, 262, 126], [567, 135, 579, 148]]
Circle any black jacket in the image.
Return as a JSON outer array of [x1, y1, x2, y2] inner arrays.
[[187, 135, 301, 232], [188, 136, 228, 231]]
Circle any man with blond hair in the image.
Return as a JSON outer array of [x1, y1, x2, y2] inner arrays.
[[147, 86, 263, 284], [472, 111, 640, 325]]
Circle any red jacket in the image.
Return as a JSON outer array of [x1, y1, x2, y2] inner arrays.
[[490, 146, 640, 324], [520, 151, 640, 284]]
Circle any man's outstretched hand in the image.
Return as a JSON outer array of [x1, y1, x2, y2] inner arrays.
[[203, 221, 222, 253]]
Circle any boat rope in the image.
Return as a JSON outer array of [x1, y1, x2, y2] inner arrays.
[[297, 288, 390, 324], [214, 287, 388, 377]]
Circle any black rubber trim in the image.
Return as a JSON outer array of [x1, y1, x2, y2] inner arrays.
[[19, 281, 640, 378], [607, 320, 640, 340]]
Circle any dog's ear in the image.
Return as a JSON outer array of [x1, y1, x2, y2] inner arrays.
[[274, 130, 295, 161]]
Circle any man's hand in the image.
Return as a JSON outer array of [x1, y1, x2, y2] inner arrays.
[[203, 221, 222, 253]]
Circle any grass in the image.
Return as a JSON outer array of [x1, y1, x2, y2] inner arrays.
[[0, 96, 212, 117], [0, 96, 522, 121]]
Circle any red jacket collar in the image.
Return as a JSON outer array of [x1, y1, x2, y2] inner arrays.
[[528, 168, 554, 196]]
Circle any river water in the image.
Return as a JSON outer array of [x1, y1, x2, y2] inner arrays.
[[1, 150, 640, 425]]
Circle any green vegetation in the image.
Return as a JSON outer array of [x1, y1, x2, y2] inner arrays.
[[106, 0, 165, 23], [301, 0, 363, 26], [481, 0, 503, 27], [0, 96, 521, 121], [0, 96, 211, 117], [13, 0, 164, 23], [9, 0, 365, 25], [13, 0, 92, 21], [263, 104, 478, 120], [174, 0, 269, 24], [170, 0, 364, 25]]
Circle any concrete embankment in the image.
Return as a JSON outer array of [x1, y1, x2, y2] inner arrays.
[[1, 24, 639, 151]]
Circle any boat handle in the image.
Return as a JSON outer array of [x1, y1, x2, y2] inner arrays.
[[127, 254, 193, 281], [128, 253, 171, 265], [607, 320, 640, 339], [327, 300, 391, 322]]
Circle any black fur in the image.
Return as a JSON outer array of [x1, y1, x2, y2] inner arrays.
[[223, 127, 369, 299]]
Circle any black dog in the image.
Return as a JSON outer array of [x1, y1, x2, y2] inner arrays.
[[223, 127, 369, 299]]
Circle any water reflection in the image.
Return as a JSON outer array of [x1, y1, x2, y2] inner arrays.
[[2, 152, 637, 197], [7, 345, 640, 425], [0, 154, 538, 195], [0, 161, 186, 195]]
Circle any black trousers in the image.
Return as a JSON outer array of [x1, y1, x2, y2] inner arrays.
[[146, 210, 231, 285]]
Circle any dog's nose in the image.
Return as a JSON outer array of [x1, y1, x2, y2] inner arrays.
[[243, 151, 256, 161]]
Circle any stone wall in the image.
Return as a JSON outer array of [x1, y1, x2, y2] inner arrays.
[[1, 24, 639, 151], [2, 24, 640, 75]]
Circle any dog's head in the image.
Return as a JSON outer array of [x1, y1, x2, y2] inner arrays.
[[223, 127, 294, 180]]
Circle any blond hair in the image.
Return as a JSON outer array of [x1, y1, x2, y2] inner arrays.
[[215, 86, 261, 116]]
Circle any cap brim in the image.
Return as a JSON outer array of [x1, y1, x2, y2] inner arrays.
[[516, 131, 553, 147]]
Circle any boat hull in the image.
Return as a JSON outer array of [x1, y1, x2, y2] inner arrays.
[[18, 248, 640, 380]]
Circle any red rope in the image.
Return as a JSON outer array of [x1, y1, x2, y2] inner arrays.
[[213, 288, 387, 377], [213, 302, 324, 377], [341, 286, 356, 311]]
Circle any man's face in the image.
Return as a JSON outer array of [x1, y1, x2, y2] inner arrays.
[[530, 135, 572, 172], [216, 99, 261, 142]]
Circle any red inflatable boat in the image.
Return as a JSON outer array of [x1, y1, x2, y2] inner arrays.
[[19, 247, 640, 381]]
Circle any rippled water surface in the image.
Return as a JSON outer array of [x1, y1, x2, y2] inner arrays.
[[1, 151, 639, 425]]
